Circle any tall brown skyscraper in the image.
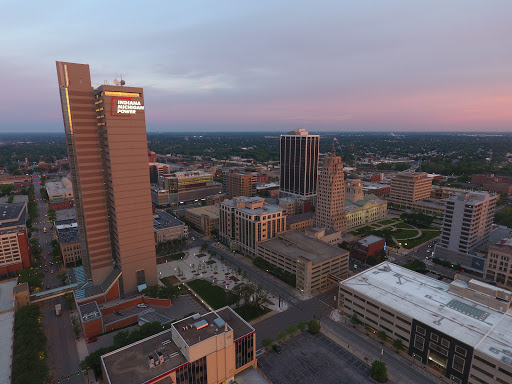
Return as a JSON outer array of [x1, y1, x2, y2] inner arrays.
[[56, 61, 157, 295], [314, 144, 346, 232]]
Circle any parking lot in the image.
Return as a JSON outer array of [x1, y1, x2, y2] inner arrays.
[[258, 332, 372, 384]]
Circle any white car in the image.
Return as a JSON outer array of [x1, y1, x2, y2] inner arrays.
[[137, 303, 148, 308]]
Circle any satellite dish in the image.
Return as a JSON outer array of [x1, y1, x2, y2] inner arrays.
[[120, 80, 126, 86], [113, 79, 119, 85]]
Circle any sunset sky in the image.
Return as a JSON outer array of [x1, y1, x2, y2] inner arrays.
[[1, 1, 511, 133]]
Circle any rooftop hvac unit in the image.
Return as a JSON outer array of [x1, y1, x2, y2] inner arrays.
[[148, 355, 155, 369], [192, 313, 201, 320], [156, 351, 164, 364]]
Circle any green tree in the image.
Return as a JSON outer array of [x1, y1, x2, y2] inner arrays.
[[350, 314, 361, 326], [17, 268, 44, 290], [297, 321, 308, 331], [64, 292, 74, 310], [286, 324, 297, 336], [308, 319, 321, 335], [262, 337, 274, 350], [47, 208, 56, 223], [13, 304, 49, 384], [377, 330, 387, 342], [276, 331, 286, 342], [392, 338, 404, 351], [200, 243, 208, 252], [371, 361, 388, 382]]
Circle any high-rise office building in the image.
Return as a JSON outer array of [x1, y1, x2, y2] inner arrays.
[[279, 129, 319, 200], [435, 191, 497, 274], [314, 148, 346, 232], [56, 61, 157, 295]]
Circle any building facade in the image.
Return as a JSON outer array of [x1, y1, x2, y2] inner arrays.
[[485, 236, 512, 289], [55, 221, 82, 266], [256, 230, 349, 294], [219, 197, 286, 256], [435, 192, 497, 274], [45, 177, 74, 209], [344, 174, 387, 230], [314, 152, 346, 232], [184, 206, 220, 235], [101, 307, 256, 384], [56, 61, 157, 296], [389, 170, 433, 206], [160, 171, 223, 206], [339, 263, 512, 384], [0, 202, 30, 277], [153, 212, 188, 243], [149, 162, 170, 184], [224, 172, 257, 199], [279, 129, 319, 200]]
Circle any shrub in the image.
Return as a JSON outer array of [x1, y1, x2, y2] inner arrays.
[[371, 361, 388, 382], [308, 319, 321, 335]]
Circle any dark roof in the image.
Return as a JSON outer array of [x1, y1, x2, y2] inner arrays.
[[74, 266, 121, 301], [347, 172, 361, 179], [78, 301, 101, 323], [56, 225, 79, 244], [0, 202, 26, 231], [286, 212, 314, 225], [153, 211, 186, 231]]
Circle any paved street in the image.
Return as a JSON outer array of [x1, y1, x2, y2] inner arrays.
[[258, 332, 372, 384], [32, 175, 65, 290], [39, 296, 83, 384]]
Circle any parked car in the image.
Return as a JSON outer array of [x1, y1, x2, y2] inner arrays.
[[86, 337, 98, 343], [44, 268, 49, 272], [50, 270, 54, 274], [137, 303, 148, 308], [272, 344, 282, 354]]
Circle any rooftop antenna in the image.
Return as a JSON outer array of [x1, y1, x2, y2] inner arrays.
[[332, 137, 337, 155], [113, 73, 125, 86]]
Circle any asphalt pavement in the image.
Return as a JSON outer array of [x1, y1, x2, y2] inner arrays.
[[39, 295, 84, 384]]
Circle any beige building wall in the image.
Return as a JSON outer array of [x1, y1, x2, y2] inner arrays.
[[314, 153, 346, 232], [485, 238, 512, 289], [56, 61, 113, 284], [57, 62, 157, 294], [97, 85, 158, 293], [185, 206, 220, 235], [338, 285, 413, 347], [60, 242, 81, 265], [345, 200, 387, 230], [389, 171, 432, 203], [225, 173, 255, 199]]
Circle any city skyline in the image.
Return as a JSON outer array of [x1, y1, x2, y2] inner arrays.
[[2, 1, 512, 133]]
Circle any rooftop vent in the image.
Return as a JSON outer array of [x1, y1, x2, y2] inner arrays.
[[194, 319, 208, 330], [213, 318, 225, 328], [192, 313, 201, 320]]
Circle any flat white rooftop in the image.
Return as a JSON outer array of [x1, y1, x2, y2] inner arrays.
[[341, 263, 510, 353]]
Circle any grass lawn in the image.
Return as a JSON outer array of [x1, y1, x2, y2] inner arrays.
[[393, 229, 419, 240], [402, 230, 440, 249], [376, 219, 396, 225], [234, 304, 270, 322], [395, 223, 414, 229], [351, 226, 373, 235], [188, 279, 229, 309], [161, 276, 180, 286]]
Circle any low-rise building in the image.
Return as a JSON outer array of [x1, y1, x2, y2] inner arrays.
[[345, 174, 387, 229], [55, 221, 82, 266], [219, 197, 286, 257], [160, 171, 223, 206], [485, 236, 512, 289], [0, 202, 30, 277], [185, 206, 220, 235], [339, 263, 512, 384], [149, 162, 171, 184], [351, 235, 385, 262], [304, 227, 342, 246], [256, 230, 349, 294], [101, 307, 256, 384], [388, 170, 433, 208], [286, 212, 313, 231], [46, 177, 74, 210], [153, 212, 188, 243], [362, 182, 390, 197]]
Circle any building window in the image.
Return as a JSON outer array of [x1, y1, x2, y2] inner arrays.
[[416, 325, 426, 336], [473, 355, 496, 369], [412, 353, 422, 363], [176, 356, 207, 384], [414, 335, 425, 351], [235, 334, 254, 369], [450, 375, 462, 384], [441, 338, 450, 348], [430, 333, 439, 343], [454, 345, 467, 357], [452, 355, 465, 373], [136, 270, 146, 286], [471, 365, 494, 378]]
